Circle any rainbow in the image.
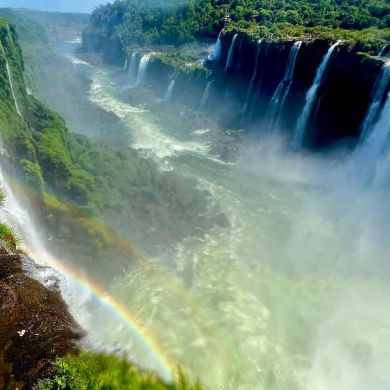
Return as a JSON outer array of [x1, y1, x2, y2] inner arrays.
[[4, 174, 235, 383], [28, 249, 176, 382]]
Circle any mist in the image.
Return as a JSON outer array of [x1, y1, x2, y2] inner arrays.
[[0, 0, 108, 13], [0, 2, 389, 389]]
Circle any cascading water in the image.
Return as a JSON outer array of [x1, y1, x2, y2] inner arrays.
[[0, 43, 22, 118], [372, 93, 390, 185], [123, 57, 128, 71], [379, 45, 388, 57], [267, 41, 302, 131], [128, 51, 138, 86], [225, 34, 238, 72], [200, 80, 214, 109], [42, 34, 390, 389], [208, 32, 222, 62], [359, 62, 390, 141], [353, 61, 390, 183], [0, 164, 45, 257], [292, 41, 340, 148], [243, 40, 262, 114], [164, 79, 176, 102], [135, 54, 151, 86]]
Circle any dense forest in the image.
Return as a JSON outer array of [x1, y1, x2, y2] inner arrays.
[[83, 0, 390, 49], [0, 12, 224, 283]]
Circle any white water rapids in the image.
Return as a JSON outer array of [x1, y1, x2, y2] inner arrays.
[[18, 38, 390, 389]]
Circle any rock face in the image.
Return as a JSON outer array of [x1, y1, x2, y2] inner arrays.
[[208, 32, 385, 148], [0, 251, 81, 389], [91, 28, 385, 149]]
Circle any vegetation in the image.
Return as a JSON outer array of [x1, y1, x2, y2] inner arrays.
[[83, 0, 389, 54], [35, 352, 203, 390], [0, 223, 21, 250], [0, 16, 214, 387], [0, 16, 222, 279], [0, 188, 21, 250], [151, 52, 209, 74]]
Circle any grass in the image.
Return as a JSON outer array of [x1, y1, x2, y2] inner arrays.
[[35, 352, 203, 390]]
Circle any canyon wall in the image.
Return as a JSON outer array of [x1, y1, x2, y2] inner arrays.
[[104, 30, 387, 149]]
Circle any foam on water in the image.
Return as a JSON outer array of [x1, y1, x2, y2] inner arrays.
[[53, 38, 390, 389], [82, 59, 211, 160]]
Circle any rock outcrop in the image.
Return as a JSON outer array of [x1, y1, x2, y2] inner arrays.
[[0, 250, 81, 389]]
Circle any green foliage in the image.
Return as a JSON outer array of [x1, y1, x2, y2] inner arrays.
[[151, 52, 210, 74], [0, 185, 20, 250], [0, 223, 21, 249], [223, 22, 389, 54], [84, 0, 389, 53], [35, 352, 202, 390], [0, 13, 221, 266]]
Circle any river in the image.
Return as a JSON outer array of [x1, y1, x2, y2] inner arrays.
[[52, 39, 390, 390]]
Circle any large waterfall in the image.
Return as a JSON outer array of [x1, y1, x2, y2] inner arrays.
[[0, 43, 22, 118], [209, 32, 222, 62], [371, 92, 390, 185], [244, 40, 262, 114], [164, 79, 176, 102], [225, 34, 238, 72], [353, 62, 390, 182], [135, 54, 151, 86], [293, 41, 340, 148], [359, 62, 390, 141], [200, 80, 214, 109], [267, 41, 302, 130]]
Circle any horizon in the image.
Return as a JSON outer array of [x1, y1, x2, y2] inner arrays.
[[0, 0, 109, 13]]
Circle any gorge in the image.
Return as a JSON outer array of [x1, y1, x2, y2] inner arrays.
[[0, 1, 390, 389]]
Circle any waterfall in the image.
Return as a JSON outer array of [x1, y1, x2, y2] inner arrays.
[[292, 41, 340, 148], [356, 89, 390, 184], [267, 41, 302, 130], [243, 40, 262, 114], [164, 79, 176, 102], [352, 62, 390, 182], [371, 92, 390, 185], [200, 80, 214, 109], [128, 51, 138, 86], [360, 62, 390, 141], [123, 57, 128, 70], [1, 44, 22, 118], [379, 45, 388, 57], [135, 54, 151, 86], [0, 164, 45, 256], [225, 34, 238, 71], [209, 32, 222, 62]]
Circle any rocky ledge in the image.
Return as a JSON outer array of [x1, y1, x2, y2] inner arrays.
[[0, 249, 81, 389]]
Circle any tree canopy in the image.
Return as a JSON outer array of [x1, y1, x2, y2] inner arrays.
[[85, 0, 390, 47]]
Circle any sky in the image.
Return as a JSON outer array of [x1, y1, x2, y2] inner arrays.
[[0, 0, 109, 13]]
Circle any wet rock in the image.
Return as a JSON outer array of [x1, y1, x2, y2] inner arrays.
[[0, 252, 81, 389]]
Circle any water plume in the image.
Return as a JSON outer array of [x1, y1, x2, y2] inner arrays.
[[293, 41, 340, 148], [164, 79, 176, 102], [225, 34, 238, 72], [136, 54, 151, 86]]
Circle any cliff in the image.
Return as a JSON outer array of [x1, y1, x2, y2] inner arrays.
[[0, 249, 81, 389], [117, 31, 386, 149], [213, 31, 385, 148]]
